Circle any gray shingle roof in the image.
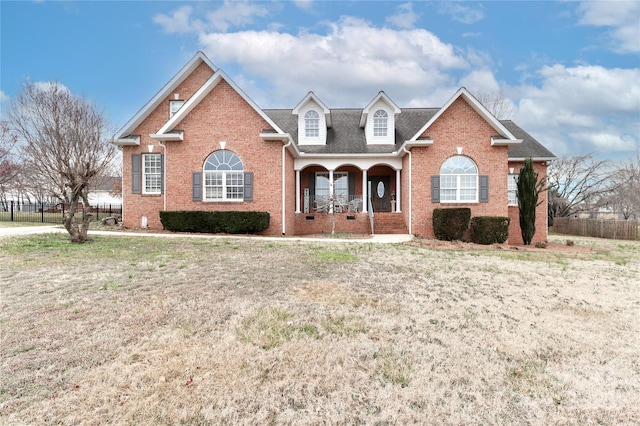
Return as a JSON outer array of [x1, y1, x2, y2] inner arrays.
[[263, 108, 554, 159]]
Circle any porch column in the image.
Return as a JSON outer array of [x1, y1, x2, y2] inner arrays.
[[362, 169, 368, 213], [328, 169, 334, 214], [295, 169, 301, 213], [395, 169, 401, 213]]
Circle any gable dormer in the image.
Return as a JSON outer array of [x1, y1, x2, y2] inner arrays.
[[360, 91, 401, 145], [292, 92, 331, 145]]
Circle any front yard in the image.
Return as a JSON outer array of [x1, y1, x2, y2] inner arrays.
[[1, 233, 638, 424]]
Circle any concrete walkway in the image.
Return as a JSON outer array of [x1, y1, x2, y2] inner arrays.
[[0, 225, 414, 244]]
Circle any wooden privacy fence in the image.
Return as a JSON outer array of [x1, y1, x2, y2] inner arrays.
[[553, 217, 639, 240]]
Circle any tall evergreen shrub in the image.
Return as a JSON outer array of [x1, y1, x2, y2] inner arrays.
[[517, 158, 545, 245]]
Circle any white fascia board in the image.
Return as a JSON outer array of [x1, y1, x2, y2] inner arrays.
[[217, 69, 285, 134], [149, 131, 184, 141], [396, 138, 434, 155], [260, 132, 300, 157], [491, 137, 523, 146], [359, 91, 402, 127], [409, 87, 518, 142], [113, 51, 217, 140], [157, 73, 222, 134], [292, 92, 332, 127], [508, 156, 556, 162], [112, 135, 140, 146]]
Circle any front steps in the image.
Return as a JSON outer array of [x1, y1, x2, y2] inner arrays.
[[373, 212, 408, 234]]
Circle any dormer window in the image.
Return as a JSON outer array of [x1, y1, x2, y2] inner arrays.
[[305, 110, 320, 138], [169, 100, 184, 118], [373, 110, 388, 137]]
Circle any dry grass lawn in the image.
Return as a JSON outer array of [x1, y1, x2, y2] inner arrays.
[[1, 232, 638, 425]]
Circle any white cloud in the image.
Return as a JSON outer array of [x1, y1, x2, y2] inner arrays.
[[197, 16, 470, 107], [153, 5, 197, 34], [439, 2, 484, 24], [578, 1, 640, 53], [293, 0, 314, 11], [0, 90, 9, 103], [386, 2, 419, 29], [205, 1, 269, 32], [515, 65, 640, 156], [154, 1, 269, 34]]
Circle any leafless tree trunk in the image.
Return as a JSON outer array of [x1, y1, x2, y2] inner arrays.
[[547, 154, 613, 221], [8, 82, 116, 243], [0, 121, 20, 187], [606, 153, 640, 219]]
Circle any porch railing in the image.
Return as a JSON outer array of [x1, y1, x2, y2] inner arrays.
[[310, 195, 363, 213]]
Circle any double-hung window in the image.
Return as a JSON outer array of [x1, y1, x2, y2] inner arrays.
[[373, 110, 388, 137], [142, 154, 162, 194], [508, 174, 518, 206], [305, 110, 320, 138], [315, 172, 348, 206], [203, 150, 244, 201], [439, 156, 478, 202]]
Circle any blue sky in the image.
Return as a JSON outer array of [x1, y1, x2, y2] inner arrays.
[[1, 1, 639, 160]]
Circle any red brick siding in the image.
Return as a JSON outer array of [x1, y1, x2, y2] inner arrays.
[[122, 73, 285, 235], [410, 97, 510, 238]]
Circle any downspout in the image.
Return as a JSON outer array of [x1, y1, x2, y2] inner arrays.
[[282, 137, 293, 235], [402, 146, 412, 235], [159, 141, 167, 211]]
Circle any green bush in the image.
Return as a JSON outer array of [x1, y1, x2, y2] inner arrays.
[[432, 208, 471, 241], [159, 211, 270, 234], [470, 216, 510, 245]]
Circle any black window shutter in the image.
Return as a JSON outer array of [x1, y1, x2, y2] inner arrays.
[[160, 154, 165, 194], [132, 154, 141, 194], [244, 172, 253, 201], [479, 175, 489, 203], [192, 172, 202, 201], [431, 176, 440, 202], [348, 172, 355, 199]]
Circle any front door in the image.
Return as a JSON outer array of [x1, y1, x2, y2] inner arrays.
[[368, 176, 391, 212]]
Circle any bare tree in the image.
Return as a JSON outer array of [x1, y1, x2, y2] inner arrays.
[[475, 89, 517, 120], [606, 153, 640, 219], [547, 154, 613, 221], [8, 82, 116, 243], [0, 121, 20, 187]]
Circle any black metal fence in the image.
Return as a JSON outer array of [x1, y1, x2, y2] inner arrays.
[[0, 201, 122, 224]]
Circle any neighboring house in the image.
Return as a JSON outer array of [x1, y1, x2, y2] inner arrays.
[[113, 52, 554, 244], [88, 176, 122, 206]]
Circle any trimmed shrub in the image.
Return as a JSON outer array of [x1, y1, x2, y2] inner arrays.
[[470, 216, 510, 245], [159, 211, 270, 234], [432, 208, 471, 241]]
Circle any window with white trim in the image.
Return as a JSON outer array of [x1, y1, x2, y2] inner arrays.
[[169, 100, 184, 118], [373, 110, 388, 137], [305, 110, 320, 138], [440, 156, 478, 202], [508, 174, 518, 206], [316, 172, 348, 205], [143, 154, 162, 194], [203, 150, 244, 201]]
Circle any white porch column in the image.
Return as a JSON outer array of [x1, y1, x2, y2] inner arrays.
[[328, 169, 334, 214], [295, 170, 301, 213], [395, 169, 401, 213], [362, 169, 368, 213]]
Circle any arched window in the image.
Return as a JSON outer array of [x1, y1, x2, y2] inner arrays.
[[305, 110, 320, 138], [440, 156, 478, 202], [373, 110, 388, 137], [203, 150, 244, 201]]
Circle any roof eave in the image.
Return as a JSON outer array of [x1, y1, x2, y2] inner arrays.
[[112, 135, 140, 147], [149, 131, 184, 142], [491, 137, 523, 146]]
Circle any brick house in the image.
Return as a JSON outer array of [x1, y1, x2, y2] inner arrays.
[[113, 51, 554, 244]]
